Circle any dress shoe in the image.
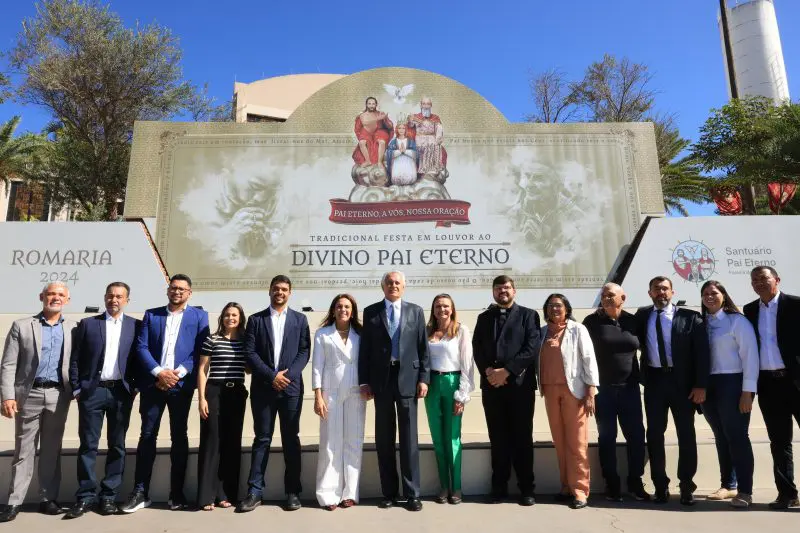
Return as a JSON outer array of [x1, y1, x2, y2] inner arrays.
[[64, 500, 93, 519], [519, 494, 536, 506], [98, 499, 118, 516], [406, 498, 423, 512], [120, 491, 151, 513], [605, 489, 623, 503], [39, 500, 63, 515], [236, 494, 261, 513], [0, 505, 21, 523], [706, 487, 737, 500], [768, 496, 800, 510], [570, 498, 588, 510], [448, 494, 462, 505], [485, 491, 507, 504], [731, 493, 752, 508], [629, 486, 652, 502], [654, 490, 670, 504], [378, 498, 397, 509], [680, 492, 696, 506], [339, 499, 356, 508], [168, 494, 189, 511], [434, 491, 448, 504], [285, 493, 301, 511]]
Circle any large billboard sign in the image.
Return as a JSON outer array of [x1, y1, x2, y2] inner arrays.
[[125, 68, 663, 298], [622, 216, 800, 308]]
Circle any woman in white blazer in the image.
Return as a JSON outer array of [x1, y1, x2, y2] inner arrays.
[[539, 293, 600, 509], [312, 294, 366, 510]]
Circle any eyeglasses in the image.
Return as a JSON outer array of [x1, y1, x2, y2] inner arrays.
[[168, 287, 190, 293]]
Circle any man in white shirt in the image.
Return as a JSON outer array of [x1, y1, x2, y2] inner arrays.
[[634, 276, 709, 506], [239, 275, 311, 513], [66, 282, 141, 518], [744, 266, 800, 509], [121, 274, 209, 513]]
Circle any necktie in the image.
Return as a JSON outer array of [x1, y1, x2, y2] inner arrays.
[[655, 309, 669, 368], [389, 304, 399, 336], [495, 308, 507, 341]]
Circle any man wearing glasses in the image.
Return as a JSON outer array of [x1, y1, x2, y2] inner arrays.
[[121, 274, 209, 513]]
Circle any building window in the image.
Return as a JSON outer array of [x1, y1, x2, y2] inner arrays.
[[246, 113, 286, 123], [6, 181, 50, 221]]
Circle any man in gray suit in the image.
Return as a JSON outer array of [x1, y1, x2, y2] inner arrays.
[[359, 271, 429, 511], [0, 282, 77, 522]]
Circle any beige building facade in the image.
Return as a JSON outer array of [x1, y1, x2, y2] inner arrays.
[[233, 73, 344, 123]]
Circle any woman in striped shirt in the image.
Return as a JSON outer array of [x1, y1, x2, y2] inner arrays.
[[196, 302, 249, 511]]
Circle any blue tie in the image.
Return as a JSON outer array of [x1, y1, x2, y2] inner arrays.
[[389, 304, 399, 336]]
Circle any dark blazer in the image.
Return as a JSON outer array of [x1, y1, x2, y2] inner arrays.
[[134, 305, 210, 390], [69, 313, 141, 395], [244, 307, 311, 397], [358, 300, 430, 397], [744, 292, 800, 387], [472, 303, 541, 390], [634, 305, 710, 392]]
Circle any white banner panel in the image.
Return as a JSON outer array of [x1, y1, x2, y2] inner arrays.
[[1, 222, 168, 314], [622, 216, 799, 308]]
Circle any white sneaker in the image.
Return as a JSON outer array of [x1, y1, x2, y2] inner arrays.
[[731, 493, 752, 508], [706, 487, 737, 500]]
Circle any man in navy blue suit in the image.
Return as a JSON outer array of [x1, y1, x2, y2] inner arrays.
[[238, 275, 310, 513], [65, 282, 141, 519], [121, 274, 209, 513]]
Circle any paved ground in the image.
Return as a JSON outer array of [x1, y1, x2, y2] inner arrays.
[[4, 491, 799, 533]]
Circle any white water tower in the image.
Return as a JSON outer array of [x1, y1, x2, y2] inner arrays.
[[718, 0, 790, 101]]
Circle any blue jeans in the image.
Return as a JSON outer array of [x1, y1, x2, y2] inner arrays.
[[595, 382, 646, 492], [76, 384, 134, 501], [703, 373, 754, 494]]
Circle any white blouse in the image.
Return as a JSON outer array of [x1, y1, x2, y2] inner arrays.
[[427, 324, 475, 403], [706, 310, 759, 393]]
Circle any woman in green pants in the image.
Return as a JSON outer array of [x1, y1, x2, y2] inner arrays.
[[425, 294, 475, 504]]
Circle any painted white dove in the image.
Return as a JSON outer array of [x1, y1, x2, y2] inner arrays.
[[383, 83, 415, 104]]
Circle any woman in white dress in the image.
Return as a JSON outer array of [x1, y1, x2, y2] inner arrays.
[[312, 294, 366, 510], [425, 293, 474, 505], [386, 123, 418, 185]]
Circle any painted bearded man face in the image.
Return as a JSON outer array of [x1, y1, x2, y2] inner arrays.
[[421, 98, 432, 118], [365, 97, 378, 112]]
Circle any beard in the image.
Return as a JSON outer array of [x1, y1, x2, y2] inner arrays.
[[421, 108, 432, 118]]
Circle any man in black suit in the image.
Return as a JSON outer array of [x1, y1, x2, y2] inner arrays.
[[744, 266, 800, 509], [66, 282, 140, 518], [634, 276, 709, 506], [359, 271, 429, 511], [238, 275, 311, 513], [472, 275, 540, 505]]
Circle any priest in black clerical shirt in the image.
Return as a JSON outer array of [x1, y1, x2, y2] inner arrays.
[[583, 283, 649, 503], [472, 276, 541, 505]]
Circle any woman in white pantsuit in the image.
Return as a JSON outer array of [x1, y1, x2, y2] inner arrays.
[[312, 294, 366, 510]]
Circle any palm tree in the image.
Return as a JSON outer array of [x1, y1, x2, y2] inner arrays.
[[0, 116, 44, 185], [652, 117, 709, 216]]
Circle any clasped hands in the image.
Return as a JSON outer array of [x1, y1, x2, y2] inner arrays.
[[156, 369, 181, 391], [272, 369, 291, 391], [485, 367, 510, 388]]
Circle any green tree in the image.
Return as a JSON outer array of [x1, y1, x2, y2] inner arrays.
[[7, 0, 202, 219], [0, 116, 45, 185], [653, 116, 709, 216], [692, 96, 800, 215]]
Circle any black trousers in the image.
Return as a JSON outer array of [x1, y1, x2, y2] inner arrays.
[[758, 372, 800, 499], [373, 366, 420, 499], [643, 371, 697, 493], [481, 382, 535, 495], [197, 381, 248, 506], [76, 383, 134, 501], [246, 386, 303, 496]]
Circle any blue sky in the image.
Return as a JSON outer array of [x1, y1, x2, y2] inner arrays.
[[1, 0, 798, 216]]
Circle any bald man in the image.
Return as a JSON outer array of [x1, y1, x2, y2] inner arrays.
[[0, 283, 77, 522], [583, 283, 648, 502]]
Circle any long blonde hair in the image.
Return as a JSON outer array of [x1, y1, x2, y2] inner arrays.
[[426, 294, 459, 339]]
